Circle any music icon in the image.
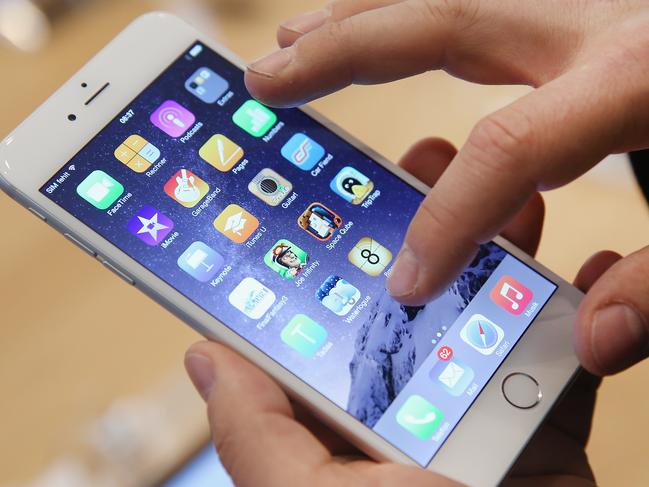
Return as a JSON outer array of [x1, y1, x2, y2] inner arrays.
[[490, 276, 533, 315]]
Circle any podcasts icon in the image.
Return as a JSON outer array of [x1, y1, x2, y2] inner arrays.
[[150, 100, 195, 138]]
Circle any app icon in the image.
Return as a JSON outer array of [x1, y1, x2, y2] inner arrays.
[[76, 170, 124, 210], [395, 395, 444, 440], [264, 239, 308, 280], [198, 134, 244, 172], [127, 205, 174, 246], [114, 135, 160, 173], [232, 99, 277, 137], [164, 169, 210, 208], [281, 133, 325, 171], [316, 275, 361, 316], [248, 168, 293, 206], [228, 277, 276, 319], [213, 204, 259, 243], [330, 166, 374, 205], [184, 67, 229, 104], [281, 314, 328, 356], [490, 276, 533, 315], [177, 241, 225, 282], [433, 361, 475, 397], [348, 237, 393, 276], [298, 203, 342, 241], [460, 314, 504, 355], [150, 100, 195, 138]]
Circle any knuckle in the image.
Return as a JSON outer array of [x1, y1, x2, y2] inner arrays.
[[417, 0, 480, 24], [466, 108, 536, 176]]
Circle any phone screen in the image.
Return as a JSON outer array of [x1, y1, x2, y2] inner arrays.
[[40, 42, 556, 466]]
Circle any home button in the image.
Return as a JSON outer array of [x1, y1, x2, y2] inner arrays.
[[501, 373, 542, 409]]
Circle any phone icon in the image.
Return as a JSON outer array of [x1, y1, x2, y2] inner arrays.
[[150, 100, 196, 138], [164, 169, 209, 208], [298, 202, 342, 241], [348, 237, 393, 276], [114, 135, 160, 173], [396, 395, 444, 440], [184, 67, 229, 104], [460, 314, 504, 355], [199, 134, 244, 172], [491, 276, 533, 315], [330, 166, 374, 205], [281, 133, 325, 170], [76, 170, 124, 210]]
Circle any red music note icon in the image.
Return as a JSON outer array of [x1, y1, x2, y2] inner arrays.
[[490, 276, 533, 315]]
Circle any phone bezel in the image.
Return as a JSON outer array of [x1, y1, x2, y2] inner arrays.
[[0, 13, 583, 486]]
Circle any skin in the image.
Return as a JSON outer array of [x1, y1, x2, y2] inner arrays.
[[185, 139, 620, 486], [186, 1, 649, 483]]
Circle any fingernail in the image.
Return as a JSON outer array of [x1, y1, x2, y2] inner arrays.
[[281, 9, 329, 35], [248, 49, 292, 78], [387, 246, 419, 298], [185, 353, 215, 401], [592, 304, 649, 373]]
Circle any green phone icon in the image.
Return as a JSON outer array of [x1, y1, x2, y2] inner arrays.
[[232, 99, 277, 137], [76, 170, 124, 210], [281, 314, 328, 356], [396, 395, 444, 440]]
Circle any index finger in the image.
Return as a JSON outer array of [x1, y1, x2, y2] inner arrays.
[[387, 66, 633, 304]]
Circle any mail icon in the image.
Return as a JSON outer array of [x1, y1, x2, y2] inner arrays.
[[435, 361, 475, 396]]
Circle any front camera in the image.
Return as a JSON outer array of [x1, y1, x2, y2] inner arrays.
[[68, 114, 77, 121]]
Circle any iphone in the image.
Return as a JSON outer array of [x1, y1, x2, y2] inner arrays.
[[0, 13, 583, 486]]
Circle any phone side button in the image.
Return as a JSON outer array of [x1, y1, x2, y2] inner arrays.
[[102, 260, 135, 286], [28, 207, 47, 221], [64, 233, 96, 257], [501, 373, 542, 409]]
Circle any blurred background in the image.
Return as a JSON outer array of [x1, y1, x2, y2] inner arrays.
[[1, 0, 648, 485]]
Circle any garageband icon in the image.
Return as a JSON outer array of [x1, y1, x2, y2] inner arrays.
[[164, 169, 209, 208], [490, 276, 533, 315], [150, 100, 195, 138]]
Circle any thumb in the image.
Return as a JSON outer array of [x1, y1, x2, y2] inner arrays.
[[184, 341, 331, 486], [575, 248, 649, 375]]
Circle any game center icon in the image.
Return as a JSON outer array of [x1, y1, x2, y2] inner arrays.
[[264, 239, 308, 280]]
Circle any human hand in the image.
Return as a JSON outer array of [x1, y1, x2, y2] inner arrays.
[[185, 140, 614, 487], [244, 0, 649, 376]]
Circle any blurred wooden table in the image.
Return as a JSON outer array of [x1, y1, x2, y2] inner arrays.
[[1, 0, 648, 485]]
